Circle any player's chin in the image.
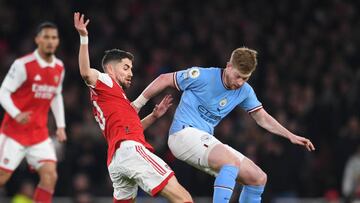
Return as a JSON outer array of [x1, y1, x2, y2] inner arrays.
[[44, 49, 55, 56], [124, 83, 131, 89]]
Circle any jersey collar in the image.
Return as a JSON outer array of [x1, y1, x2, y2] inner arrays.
[[221, 69, 231, 90], [34, 49, 56, 68]]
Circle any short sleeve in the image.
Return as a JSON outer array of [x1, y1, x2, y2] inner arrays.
[[239, 84, 263, 113], [1, 60, 27, 92], [174, 67, 204, 91]]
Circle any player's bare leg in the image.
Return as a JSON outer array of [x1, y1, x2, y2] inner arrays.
[[0, 169, 12, 187], [33, 162, 57, 202], [207, 144, 267, 185], [159, 176, 193, 203], [236, 158, 267, 185], [208, 143, 266, 203]]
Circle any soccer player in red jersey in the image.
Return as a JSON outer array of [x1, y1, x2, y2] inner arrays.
[[74, 13, 193, 203], [0, 22, 66, 203]]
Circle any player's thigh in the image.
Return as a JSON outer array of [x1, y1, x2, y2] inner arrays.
[[0, 134, 26, 173], [236, 157, 267, 185], [168, 127, 221, 176], [108, 168, 138, 201], [158, 175, 192, 202], [26, 138, 57, 170], [108, 155, 138, 200], [207, 143, 244, 171], [109, 141, 173, 198]]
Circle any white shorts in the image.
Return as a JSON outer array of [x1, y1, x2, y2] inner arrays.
[[0, 134, 57, 172], [168, 127, 245, 176], [108, 140, 174, 200]]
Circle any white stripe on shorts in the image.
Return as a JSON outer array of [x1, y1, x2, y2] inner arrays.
[[135, 146, 166, 175]]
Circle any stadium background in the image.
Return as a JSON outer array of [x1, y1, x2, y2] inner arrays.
[[0, 0, 359, 202]]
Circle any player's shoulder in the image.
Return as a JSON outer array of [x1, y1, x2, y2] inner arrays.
[[55, 57, 64, 67], [97, 72, 113, 88], [16, 52, 36, 65], [185, 66, 220, 78], [241, 82, 256, 94]]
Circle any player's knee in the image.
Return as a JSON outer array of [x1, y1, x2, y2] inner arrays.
[[0, 178, 8, 187], [161, 177, 193, 202], [39, 169, 58, 185], [0, 170, 12, 187], [255, 170, 267, 185], [181, 190, 193, 202]]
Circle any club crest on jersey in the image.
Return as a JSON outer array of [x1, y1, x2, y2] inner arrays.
[[34, 74, 42, 81], [219, 98, 227, 107], [54, 75, 59, 83], [189, 68, 200, 79]]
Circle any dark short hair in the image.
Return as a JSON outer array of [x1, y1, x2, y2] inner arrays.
[[36, 21, 58, 35], [101, 49, 134, 71]]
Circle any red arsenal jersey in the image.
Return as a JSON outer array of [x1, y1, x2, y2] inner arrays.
[[0, 50, 64, 145], [89, 72, 154, 165]]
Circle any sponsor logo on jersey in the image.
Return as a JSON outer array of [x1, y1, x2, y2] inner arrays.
[[3, 158, 9, 165], [219, 98, 227, 107], [197, 105, 221, 124], [34, 74, 42, 81], [32, 83, 57, 99]]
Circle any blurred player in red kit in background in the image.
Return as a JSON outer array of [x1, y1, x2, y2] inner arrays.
[[0, 22, 66, 203]]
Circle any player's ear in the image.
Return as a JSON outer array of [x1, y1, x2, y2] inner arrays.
[[226, 62, 232, 70], [106, 64, 114, 74], [34, 35, 40, 46]]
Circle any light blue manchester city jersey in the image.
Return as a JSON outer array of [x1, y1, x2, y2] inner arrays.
[[169, 67, 262, 135]]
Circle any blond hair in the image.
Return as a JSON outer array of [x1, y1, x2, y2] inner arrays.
[[230, 47, 257, 77]]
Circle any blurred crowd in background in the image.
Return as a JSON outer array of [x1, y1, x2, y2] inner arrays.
[[0, 0, 359, 202]]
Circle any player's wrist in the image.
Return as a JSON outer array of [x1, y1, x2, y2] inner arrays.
[[151, 112, 160, 119], [132, 94, 149, 110], [80, 35, 88, 45]]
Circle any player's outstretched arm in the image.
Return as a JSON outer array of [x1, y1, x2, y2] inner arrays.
[[74, 12, 98, 86], [140, 94, 173, 130], [132, 73, 175, 112], [250, 108, 315, 151]]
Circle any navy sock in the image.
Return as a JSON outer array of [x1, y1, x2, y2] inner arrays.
[[213, 165, 239, 203]]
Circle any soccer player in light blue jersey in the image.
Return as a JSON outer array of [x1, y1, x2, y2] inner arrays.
[[132, 47, 315, 203]]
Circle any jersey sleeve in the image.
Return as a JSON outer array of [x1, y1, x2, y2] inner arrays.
[[55, 70, 65, 94], [238, 84, 263, 113], [174, 67, 205, 91], [1, 60, 27, 92], [87, 70, 113, 89]]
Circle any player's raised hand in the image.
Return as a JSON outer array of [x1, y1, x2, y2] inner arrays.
[[74, 12, 90, 36], [289, 134, 315, 151], [15, 111, 32, 124], [152, 95, 173, 119], [55, 127, 67, 142]]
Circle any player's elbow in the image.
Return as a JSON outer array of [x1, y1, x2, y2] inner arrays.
[[157, 73, 175, 88], [80, 69, 92, 80]]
